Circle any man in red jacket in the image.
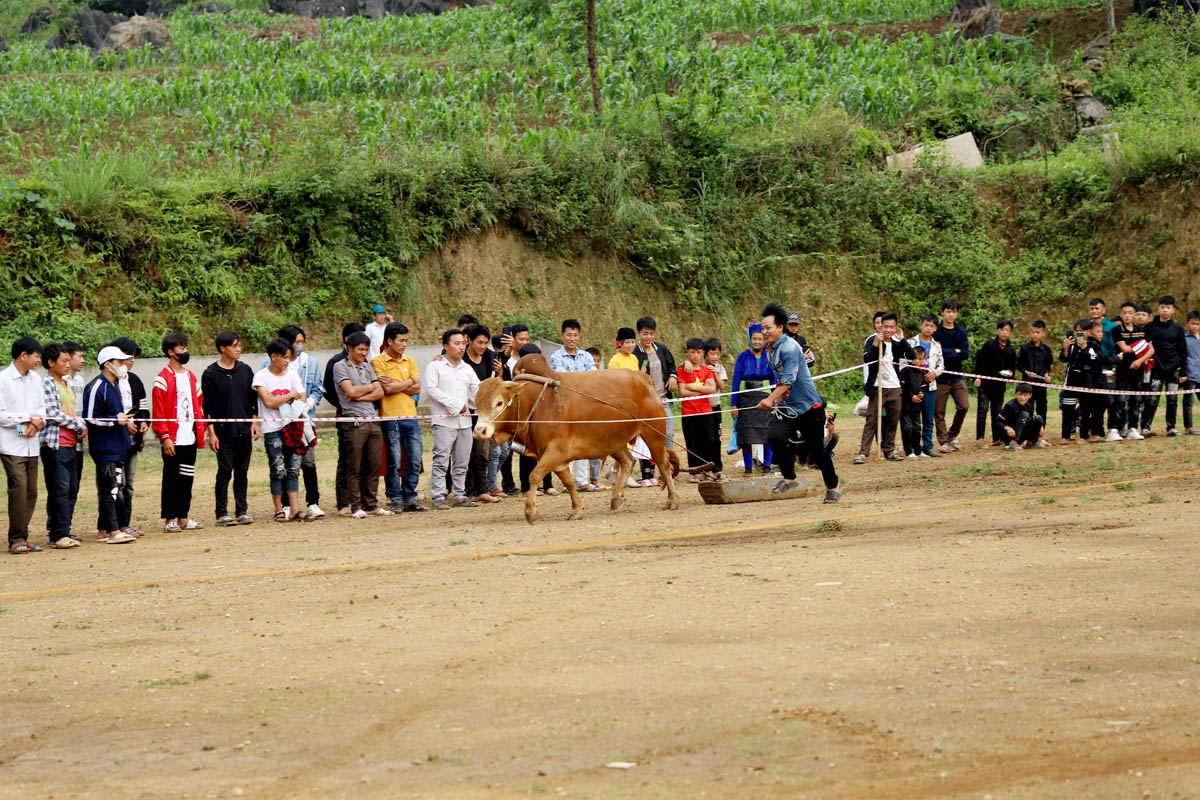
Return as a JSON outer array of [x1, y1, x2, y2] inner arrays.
[[152, 332, 208, 532]]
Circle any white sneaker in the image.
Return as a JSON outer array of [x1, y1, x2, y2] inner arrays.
[[906, 453, 919, 459], [1106, 429, 1123, 442], [281, 506, 290, 519], [351, 509, 367, 519], [308, 504, 325, 519], [918, 451, 931, 458], [1124, 429, 1144, 440]]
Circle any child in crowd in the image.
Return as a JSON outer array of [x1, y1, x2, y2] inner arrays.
[[1017, 320, 1053, 430], [703, 337, 726, 478], [608, 328, 639, 371], [998, 383, 1045, 450], [974, 319, 1016, 446], [1183, 311, 1200, 434], [677, 338, 718, 481], [901, 345, 927, 459], [1061, 318, 1113, 442], [586, 347, 603, 370]]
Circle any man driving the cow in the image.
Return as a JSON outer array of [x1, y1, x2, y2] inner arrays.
[[758, 302, 842, 504]]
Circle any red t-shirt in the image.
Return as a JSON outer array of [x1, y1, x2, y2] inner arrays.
[[677, 364, 714, 416]]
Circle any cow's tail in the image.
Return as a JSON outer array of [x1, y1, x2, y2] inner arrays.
[[666, 449, 681, 479]]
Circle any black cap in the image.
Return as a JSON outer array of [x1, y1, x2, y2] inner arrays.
[[616, 327, 636, 341]]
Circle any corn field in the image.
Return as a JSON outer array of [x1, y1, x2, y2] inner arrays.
[[0, 0, 1096, 177]]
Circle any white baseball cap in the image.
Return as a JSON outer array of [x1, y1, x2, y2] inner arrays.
[[97, 345, 133, 366]]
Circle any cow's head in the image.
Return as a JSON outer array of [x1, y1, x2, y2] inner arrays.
[[473, 377, 522, 442]]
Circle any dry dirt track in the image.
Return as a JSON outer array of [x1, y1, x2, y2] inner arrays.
[[2, 419, 1199, 799]]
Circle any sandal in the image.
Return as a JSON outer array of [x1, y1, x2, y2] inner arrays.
[[288, 512, 311, 523], [273, 510, 288, 522], [236, 515, 255, 525], [216, 516, 238, 527], [9, 541, 42, 554], [770, 479, 802, 495]]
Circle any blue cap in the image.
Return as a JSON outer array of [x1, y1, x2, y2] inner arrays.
[[372, 304, 386, 313]]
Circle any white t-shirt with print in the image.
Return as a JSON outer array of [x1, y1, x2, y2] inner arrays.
[[253, 368, 305, 434], [174, 371, 196, 447]]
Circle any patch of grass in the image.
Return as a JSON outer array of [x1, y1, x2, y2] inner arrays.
[[449, 539, 469, 546], [950, 463, 1003, 478], [806, 520, 843, 534], [1148, 491, 1166, 504], [1039, 495, 1058, 505], [729, 571, 756, 577], [143, 671, 211, 689]]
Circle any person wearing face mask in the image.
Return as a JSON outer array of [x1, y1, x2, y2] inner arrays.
[[730, 322, 774, 475], [82, 346, 137, 544], [152, 332, 207, 532]]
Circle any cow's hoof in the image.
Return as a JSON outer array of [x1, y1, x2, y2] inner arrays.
[[567, 510, 584, 521], [525, 503, 538, 524], [610, 497, 624, 512]]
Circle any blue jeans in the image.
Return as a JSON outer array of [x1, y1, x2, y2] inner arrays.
[[920, 386, 936, 453], [40, 445, 78, 540], [488, 440, 508, 492], [383, 418, 422, 505], [263, 431, 300, 497]]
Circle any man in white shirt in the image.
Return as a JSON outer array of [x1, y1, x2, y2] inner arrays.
[[855, 313, 915, 463], [426, 329, 480, 510], [0, 337, 46, 554], [907, 314, 944, 457], [549, 319, 598, 492], [364, 304, 393, 357]]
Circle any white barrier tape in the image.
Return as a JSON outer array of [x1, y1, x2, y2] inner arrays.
[[909, 365, 1200, 397], [1, 359, 878, 426]]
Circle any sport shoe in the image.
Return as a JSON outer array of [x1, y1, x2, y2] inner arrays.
[[1141, 428, 1155, 437], [308, 504, 326, 519], [281, 506, 291, 520], [1124, 429, 1144, 440], [918, 451, 931, 458], [351, 509, 367, 519], [949, 438, 961, 451], [1106, 429, 1123, 442], [938, 444, 951, 453], [906, 453, 919, 459], [922, 449, 941, 458], [337, 507, 353, 517]]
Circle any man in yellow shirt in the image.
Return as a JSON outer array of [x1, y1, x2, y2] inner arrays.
[[371, 323, 425, 512]]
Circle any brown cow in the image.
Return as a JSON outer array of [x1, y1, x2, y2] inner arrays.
[[473, 354, 680, 523]]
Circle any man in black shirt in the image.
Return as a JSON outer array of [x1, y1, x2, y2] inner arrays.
[[463, 324, 501, 502], [997, 383, 1044, 450], [1113, 301, 1153, 438], [973, 320, 1017, 445], [1016, 320, 1053, 427], [324, 322, 365, 514], [201, 330, 260, 525], [1141, 295, 1188, 436]]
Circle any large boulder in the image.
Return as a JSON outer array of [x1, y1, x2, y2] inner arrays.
[[45, 9, 128, 50], [947, 0, 999, 38], [101, 14, 170, 50], [267, 0, 489, 18]]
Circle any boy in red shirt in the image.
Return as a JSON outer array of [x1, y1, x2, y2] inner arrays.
[[678, 338, 718, 481]]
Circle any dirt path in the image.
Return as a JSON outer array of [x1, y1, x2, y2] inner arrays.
[[2, 417, 1199, 798]]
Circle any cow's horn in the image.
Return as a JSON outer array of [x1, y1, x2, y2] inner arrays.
[[503, 381, 521, 390]]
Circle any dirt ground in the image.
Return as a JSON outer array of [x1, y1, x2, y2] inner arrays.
[[2, 411, 1199, 799]]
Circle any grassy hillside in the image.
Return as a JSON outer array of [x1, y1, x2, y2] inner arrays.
[[1, 0, 1199, 366]]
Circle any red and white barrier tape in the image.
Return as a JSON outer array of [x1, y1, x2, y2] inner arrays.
[[910, 365, 1200, 397]]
